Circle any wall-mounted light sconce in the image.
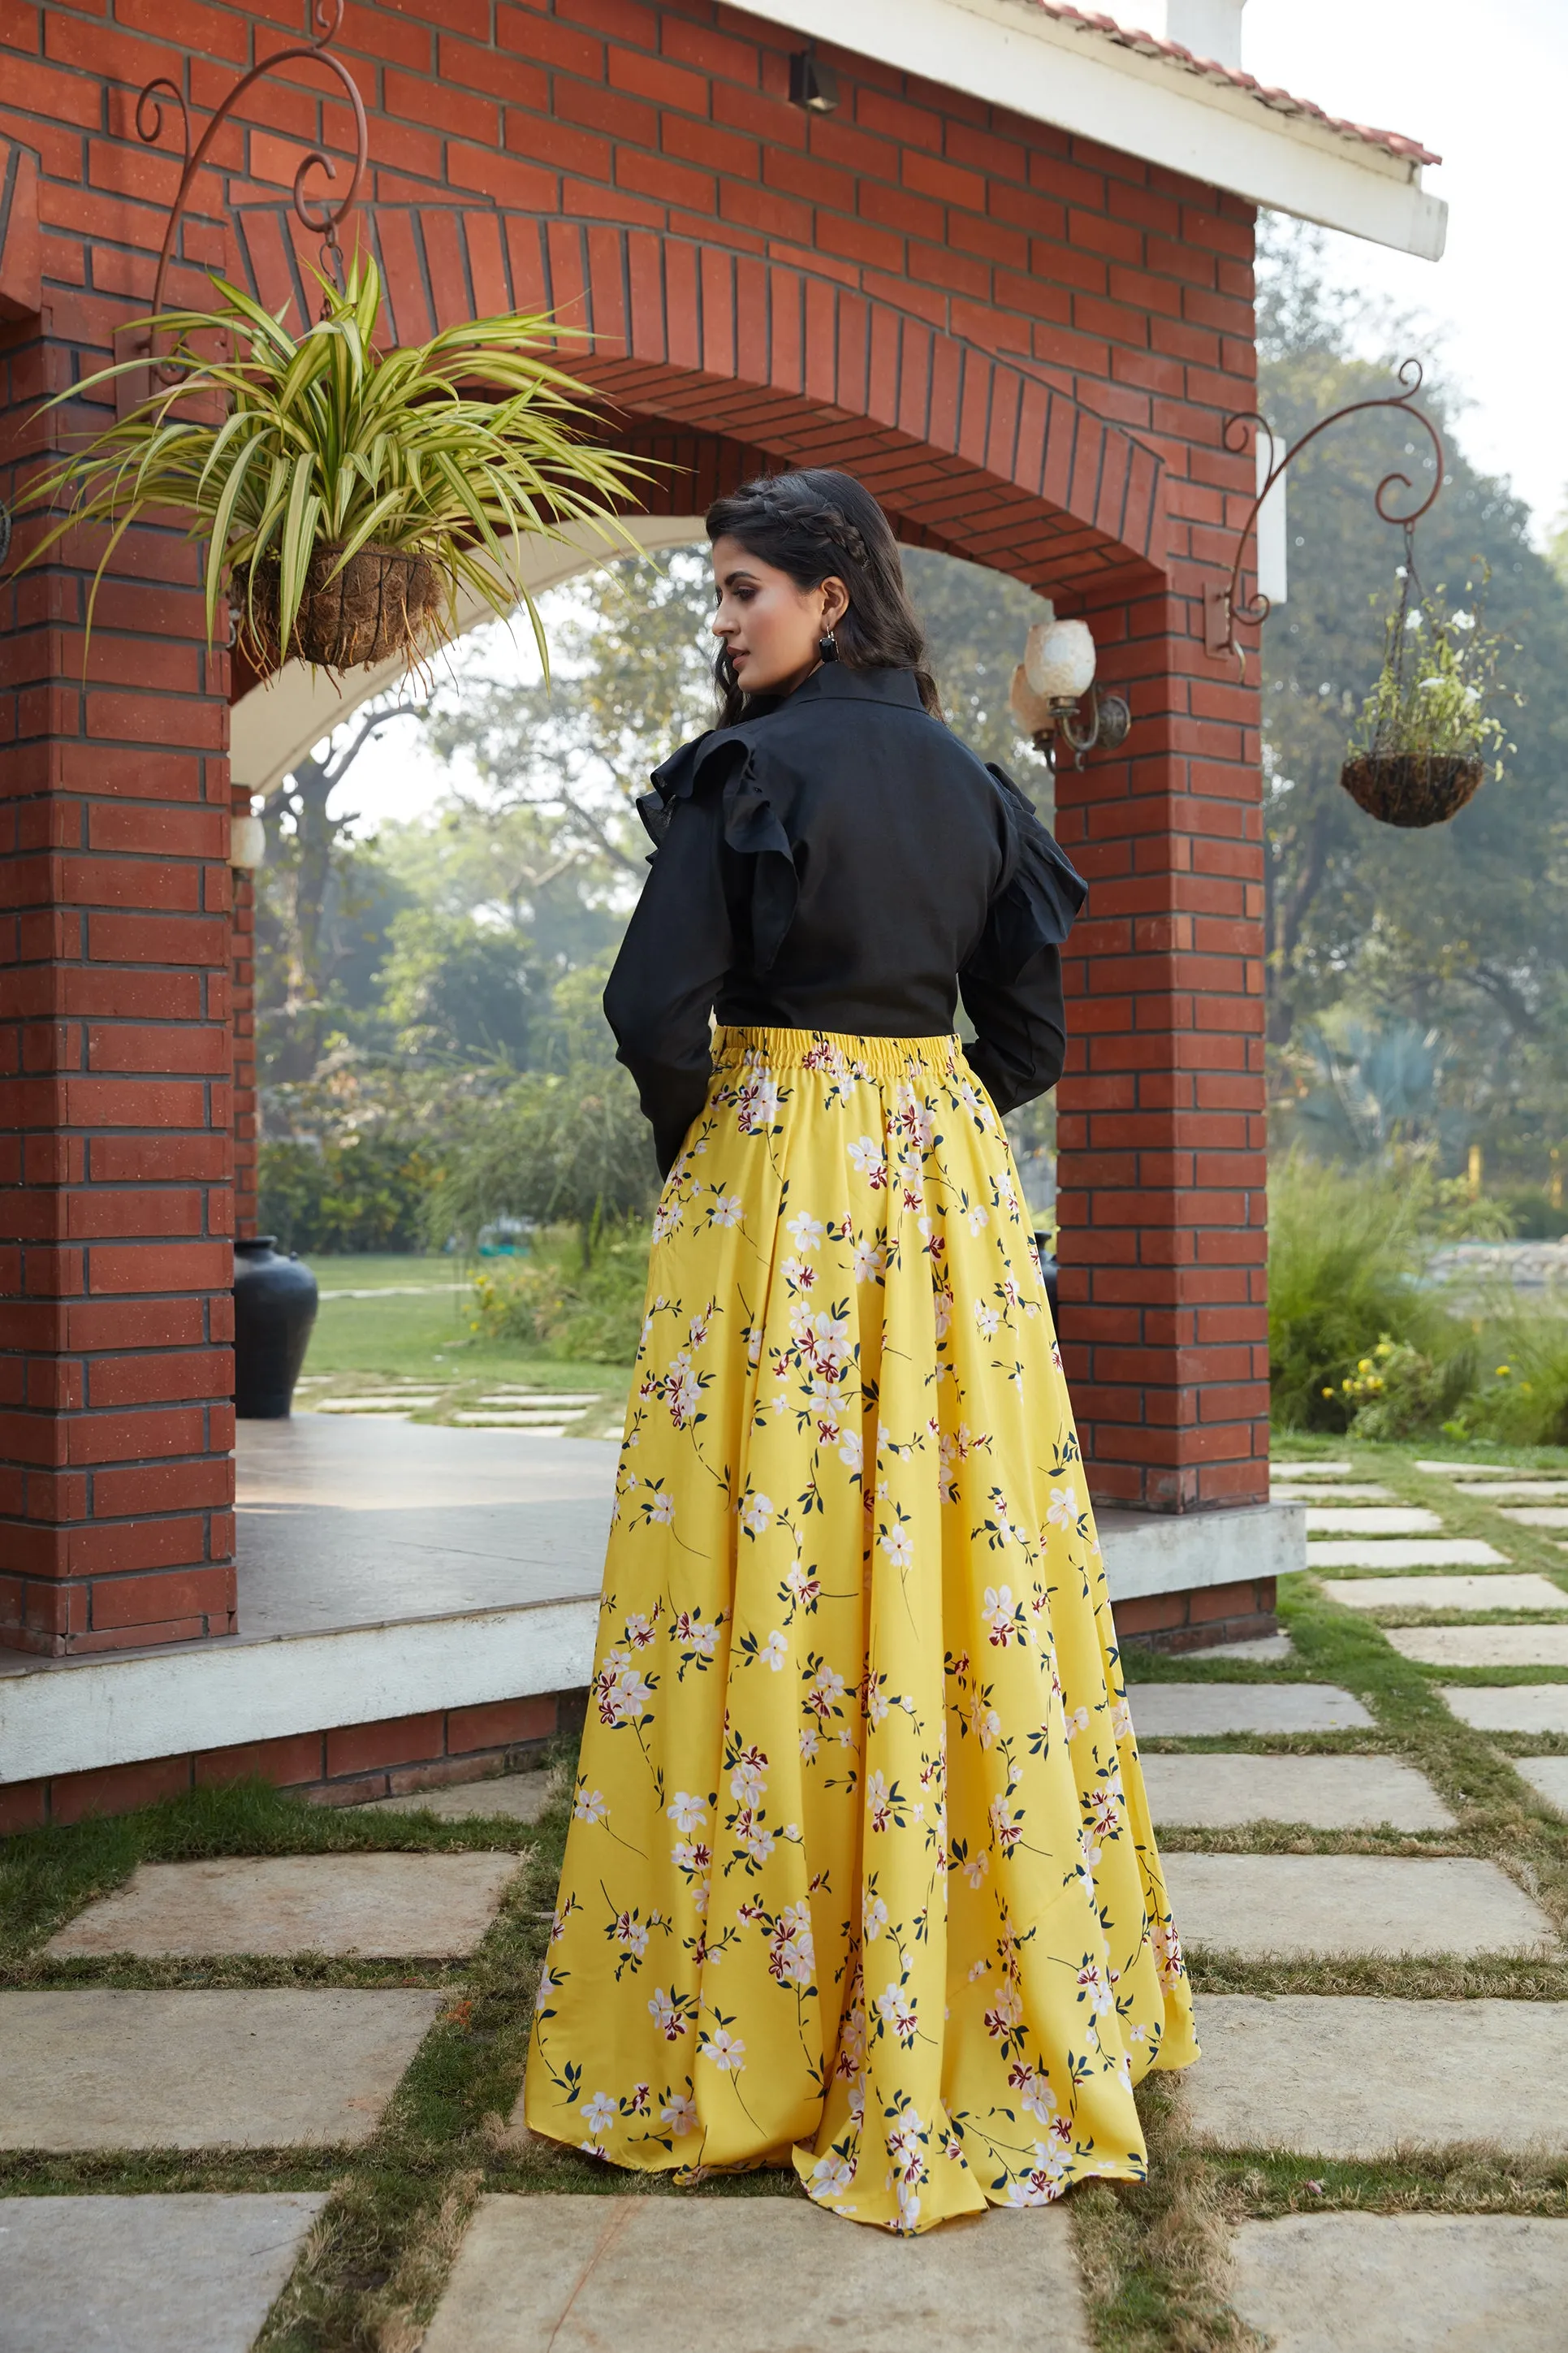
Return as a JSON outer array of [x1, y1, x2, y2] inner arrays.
[[1008, 604, 1130, 769], [788, 49, 839, 113], [230, 812, 266, 871]]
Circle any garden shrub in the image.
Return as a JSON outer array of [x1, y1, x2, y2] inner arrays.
[[469, 1222, 650, 1364], [259, 1133, 435, 1254], [1442, 1304, 1568, 1447], [1268, 1153, 1451, 1429]]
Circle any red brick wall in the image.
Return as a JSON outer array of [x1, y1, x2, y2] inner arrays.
[[0, 0, 1267, 1661]]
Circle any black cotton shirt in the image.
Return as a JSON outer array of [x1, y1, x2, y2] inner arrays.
[[603, 664, 1087, 1174]]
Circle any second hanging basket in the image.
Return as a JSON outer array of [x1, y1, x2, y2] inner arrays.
[[1339, 750, 1485, 830]]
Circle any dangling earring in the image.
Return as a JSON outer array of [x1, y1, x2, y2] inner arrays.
[[817, 625, 839, 662]]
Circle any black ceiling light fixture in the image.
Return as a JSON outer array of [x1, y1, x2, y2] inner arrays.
[[788, 47, 839, 114]]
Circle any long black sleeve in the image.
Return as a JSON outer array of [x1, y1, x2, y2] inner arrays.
[[603, 791, 734, 1177], [961, 942, 1067, 1116]]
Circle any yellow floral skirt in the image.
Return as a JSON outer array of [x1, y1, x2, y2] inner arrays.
[[524, 1027, 1197, 2233]]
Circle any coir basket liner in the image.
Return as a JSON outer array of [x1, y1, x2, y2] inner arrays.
[[1340, 751, 1484, 830], [246, 543, 442, 673]]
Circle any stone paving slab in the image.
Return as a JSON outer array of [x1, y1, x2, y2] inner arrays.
[[1441, 1685, 1568, 1735], [1272, 1461, 1353, 1476], [1, 1989, 443, 2150], [1518, 1757, 1568, 1813], [1272, 1483, 1394, 1502], [1499, 1507, 1568, 1528], [1162, 1854, 1557, 1958], [355, 1771, 555, 1823], [1184, 1633, 1296, 1663], [1143, 1754, 1453, 1830], [421, 2195, 1091, 2353], [1322, 1572, 1562, 1612], [1304, 1507, 1443, 1534], [0, 2193, 327, 2353], [1308, 1538, 1510, 1569], [1454, 1480, 1568, 1499], [1186, 1995, 1568, 2156], [1229, 2214, 1568, 2353], [1386, 1624, 1568, 1667], [45, 1853, 519, 1959], [1128, 1685, 1373, 1737], [1415, 1459, 1522, 1477]]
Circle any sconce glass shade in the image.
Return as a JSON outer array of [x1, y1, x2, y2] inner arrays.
[[230, 814, 266, 871], [1009, 661, 1056, 739], [1022, 603, 1096, 703]]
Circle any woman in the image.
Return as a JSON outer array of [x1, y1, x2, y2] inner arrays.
[[524, 469, 1196, 2234]]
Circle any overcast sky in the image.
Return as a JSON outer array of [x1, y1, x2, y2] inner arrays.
[[1194, 0, 1566, 538]]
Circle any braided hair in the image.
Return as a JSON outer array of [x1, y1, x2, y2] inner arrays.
[[705, 469, 943, 727]]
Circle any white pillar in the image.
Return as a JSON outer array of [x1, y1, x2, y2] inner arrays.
[[1165, 0, 1246, 69]]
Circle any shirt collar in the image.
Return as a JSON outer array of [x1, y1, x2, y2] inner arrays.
[[748, 664, 924, 718]]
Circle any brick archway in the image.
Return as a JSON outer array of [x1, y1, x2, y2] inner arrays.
[[2, 6, 1271, 1666]]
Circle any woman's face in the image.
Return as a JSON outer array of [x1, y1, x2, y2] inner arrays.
[[710, 535, 849, 699]]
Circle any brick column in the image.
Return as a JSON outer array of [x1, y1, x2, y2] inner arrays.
[[1, 301, 237, 1658], [1052, 587, 1269, 1512]]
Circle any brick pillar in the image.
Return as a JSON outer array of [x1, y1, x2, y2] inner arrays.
[[1052, 587, 1268, 1512], [231, 783, 258, 1244], [1, 304, 237, 1658]]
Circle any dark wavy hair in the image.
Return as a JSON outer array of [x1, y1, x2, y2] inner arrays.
[[706, 468, 941, 727]]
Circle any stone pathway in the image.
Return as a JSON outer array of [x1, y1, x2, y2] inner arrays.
[[0, 2193, 328, 2353], [1186, 1995, 1568, 2156], [422, 2196, 1090, 2352], [1143, 1753, 1454, 1830], [1387, 1624, 1568, 1665], [1308, 1537, 1510, 1569], [1229, 2214, 1568, 2353], [1441, 1684, 1568, 1733], [1322, 1571, 1565, 1611], [1126, 1683, 1373, 1734], [44, 1853, 517, 1959], [354, 1770, 556, 1823], [1163, 1853, 1556, 1959], [2, 1989, 443, 2150]]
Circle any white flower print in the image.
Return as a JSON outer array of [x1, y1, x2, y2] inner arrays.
[[662, 2091, 698, 2136], [701, 2026, 746, 2073], [875, 1982, 919, 2045], [974, 1300, 1000, 1339], [838, 1427, 864, 1473], [799, 1723, 819, 1762], [665, 1355, 702, 1428], [1047, 1482, 1078, 1531], [729, 1747, 767, 1805], [863, 1892, 889, 1941], [966, 1205, 990, 1235], [667, 1791, 707, 1834], [787, 1211, 826, 1249], [853, 1234, 886, 1282], [1111, 1698, 1134, 1741], [709, 1192, 744, 1227], [810, 2151, 854, 2196], [573, 1785, 607, 1824], [739, 1490, 774, 1538], [879, 1522, 914, 1569], [761, 1629, 788, 1672], [613, 1910, 650, 1960], [650, 1196, 683, 1243], [847, 1134, 885, 1181], [647, 1988, 688, 2040], [647, 1490, 676, 1526], [581, 2090, 617, 2139], [961, 1848, 990, 1890], [1009, 2063, 1057, 2122]]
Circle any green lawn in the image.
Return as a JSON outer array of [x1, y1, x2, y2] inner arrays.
[[295, 1254, 631, 1440]]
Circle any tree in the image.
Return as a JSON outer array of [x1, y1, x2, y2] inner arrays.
[[1257, 223, 1568, 1177]]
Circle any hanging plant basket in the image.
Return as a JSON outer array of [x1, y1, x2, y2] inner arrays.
[[1339, 750, 1485, 830], [245, 543, 443, 674], [1338, 537, 1517, 832]]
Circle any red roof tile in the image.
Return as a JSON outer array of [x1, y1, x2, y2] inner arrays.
[[1030, 4, 1441, 167]]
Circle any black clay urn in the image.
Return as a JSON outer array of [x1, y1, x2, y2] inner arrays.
[[233, 1236, 319, 1418]]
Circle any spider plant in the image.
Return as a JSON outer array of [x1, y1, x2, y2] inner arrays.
[[9, 251, 649, 672]]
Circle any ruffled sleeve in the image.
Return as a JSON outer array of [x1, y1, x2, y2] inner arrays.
[[644, 727, 801, 972], [959, 766, 1086, 1118]]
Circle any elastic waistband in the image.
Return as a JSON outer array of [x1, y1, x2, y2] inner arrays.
[[712, 1025, 963, 1079]]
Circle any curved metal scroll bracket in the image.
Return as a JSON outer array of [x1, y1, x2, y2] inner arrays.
[[1203, 357, 1446, 681], [116, 0, 368, 413]]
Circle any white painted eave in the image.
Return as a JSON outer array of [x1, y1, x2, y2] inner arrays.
[[742, 0, 1447, 260]]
